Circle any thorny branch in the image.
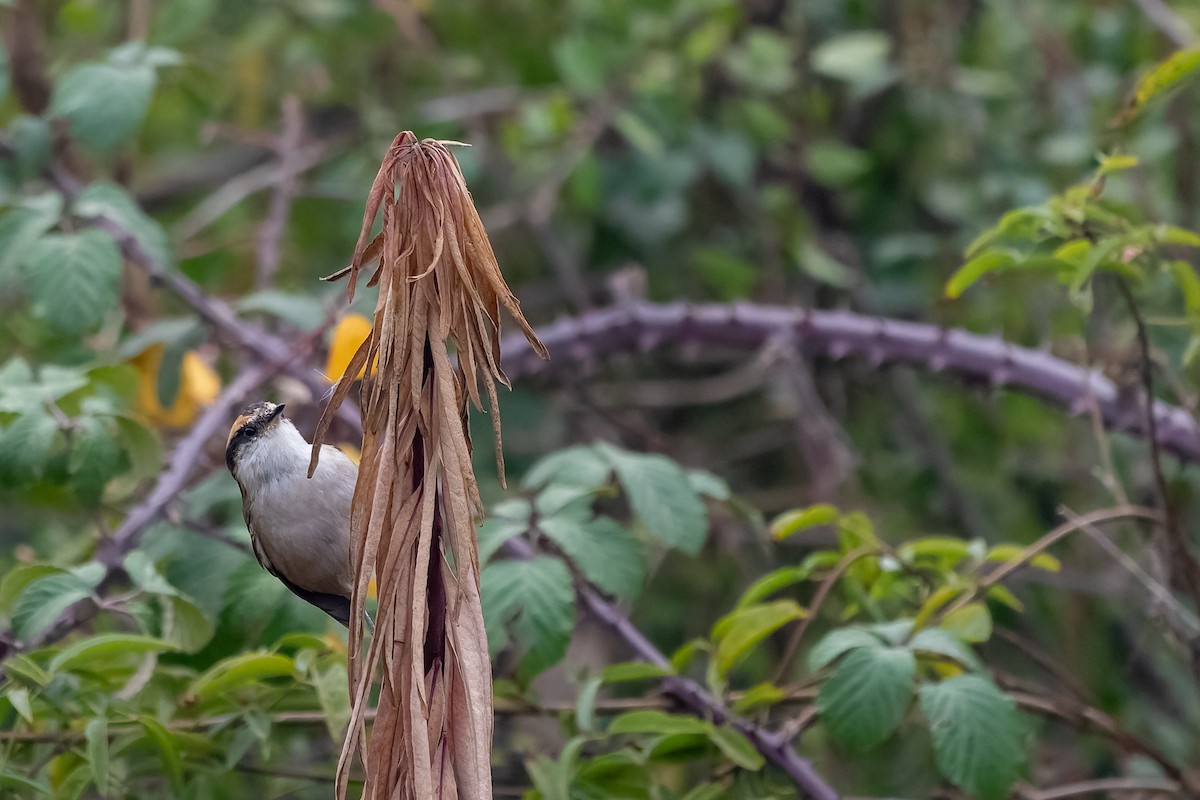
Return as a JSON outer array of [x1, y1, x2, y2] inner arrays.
[[502, 537, 841, 800]]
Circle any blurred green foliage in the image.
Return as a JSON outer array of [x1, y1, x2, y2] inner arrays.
[[2, 0, 1200, 797]]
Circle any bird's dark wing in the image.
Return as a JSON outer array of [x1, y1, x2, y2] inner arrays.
[[274, 572, 352, 627]]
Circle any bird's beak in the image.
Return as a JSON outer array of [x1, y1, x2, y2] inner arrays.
[[269, 403, 286, 421]]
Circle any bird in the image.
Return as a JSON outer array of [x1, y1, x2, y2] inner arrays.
[[225, 401, 358, 626]]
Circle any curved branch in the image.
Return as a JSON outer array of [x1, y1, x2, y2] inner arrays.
[[500, 301, 1200, 463]]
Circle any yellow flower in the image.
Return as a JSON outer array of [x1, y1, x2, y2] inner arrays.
[[325, 314, 374, 383], [129, 345, 221, 428]]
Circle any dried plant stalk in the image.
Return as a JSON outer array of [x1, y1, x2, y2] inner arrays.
[[311, 132, 548, 800]]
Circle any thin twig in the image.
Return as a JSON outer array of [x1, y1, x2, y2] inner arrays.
[[942, 505, 1163, 618], [773, 547, 876, 684], [1115, 279, 1200, 610], [256, 95, 306, 289], [1132, 0, 1198, 47], [1019, 776, 1181, 799]]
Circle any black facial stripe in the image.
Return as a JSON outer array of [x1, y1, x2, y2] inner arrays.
[[225, 425, 258, 472]]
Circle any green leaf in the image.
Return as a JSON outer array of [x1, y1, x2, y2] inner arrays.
[[187, 652, 296, 702], [75, 182, 173, 268], [69, 415, 124, 502], [1170, 260, 1200, 317], [945, 250, 1016, 298], [3, 655, 51, 687], [919, 676, 1026, 800], [7, 686, 33, 724], [711, 600, 805, 678], [522, 445, 610, 491], [941, 602, 993, 643], [477, 515, 529, 565], [575, 676, 602, 732], [163, 594, 215, 653], [85, 717, 110, 794], [705, 724, 764, 770], [984, 545, 1060, 572], [50, 634, 178, 674], [609, 710, 710, 736], [810, 31, 893, 91], [0, 193, 63, 280], [598, 444, 708, 554], [12, 572, 97, 640], [686, 469, 731, 501], [0, 359, 89, 414], [25, 229, 123, 332], [807, 627, 884, 671], [538, 512, 645, 599], [122, 551, 178, 596], [236, 290, 326, 330], [0, 563, 65, 614], [312, 663, 350, 742], [481, 557, 575, 679], [601, 661, 671, 683], [0, 410, 58, 483], [731, 682, 787, 713], [770, 504, 838, 540], [817, 646, 916, 751], [909, 627, 982, 671], [1116, 47, 1200, 125], [50, 61, 156, 152], [137, 716, 184, 795], [899, 537, 974, 564], [734, 566, 812, 610], [0, 771, 49, 796]]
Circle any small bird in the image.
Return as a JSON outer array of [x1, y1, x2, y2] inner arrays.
[[226, 401, 357, 626]]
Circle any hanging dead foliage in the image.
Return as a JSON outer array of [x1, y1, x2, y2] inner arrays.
[[310, 131, 548, 800]]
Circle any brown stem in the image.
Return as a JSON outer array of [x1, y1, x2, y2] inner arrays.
[[1114, 278, 1200, 614]]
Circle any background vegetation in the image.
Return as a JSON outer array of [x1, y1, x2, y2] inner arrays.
[[2, 0, 1200, 798]]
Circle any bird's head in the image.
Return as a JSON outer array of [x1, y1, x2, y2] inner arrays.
[[225, 401, 306, 480]]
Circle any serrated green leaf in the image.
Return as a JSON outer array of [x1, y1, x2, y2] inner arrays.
[[609, 710, 710, 736], [523, 444, 611, 491], [817, 646, 915, 752], [0, 360, 89, 414], [122, 551, 178, 596], [539, 512, 645, 598], [0, 410, 58, 483], [50, 62, 156, 152], [85, 717, 109, 794], [25, 229, 122, 332], [0, 563, 65, 613], [705, 724, 764, 770], [942, 602, 993, 643], [598, 444, 708, 554], [477, 516, 528, 565], [919, 675, 1026, 800], [481, 557, 575, 679], [49, 633, 177, 674], [687, 469, 731, 500], [69, 415, 123, 502], [12, 573, 95, 640], [909, 627, 982, 671], [770, 504, 838, 540], [712, 600, 805, 677], [75, 182, 173, 268], [136, 716, 184, 795], [0, 193, 63, 280], [807, 627, 884, 671]]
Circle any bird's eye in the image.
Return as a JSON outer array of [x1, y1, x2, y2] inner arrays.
[[242, 425, 259, 439]]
